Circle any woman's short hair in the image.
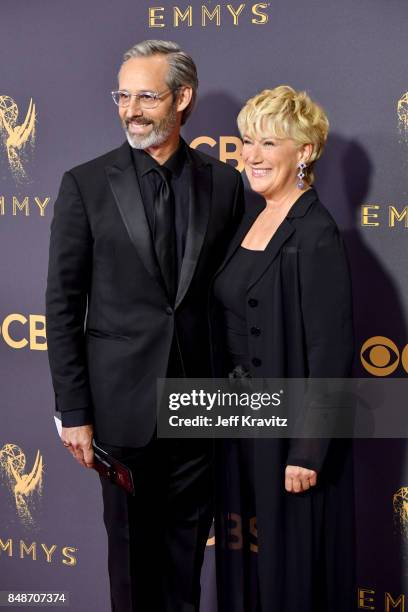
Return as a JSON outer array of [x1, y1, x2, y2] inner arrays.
[[237, 85, 329, 184]]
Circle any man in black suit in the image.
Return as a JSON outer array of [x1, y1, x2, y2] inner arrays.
[[46, 40, 244, 611]]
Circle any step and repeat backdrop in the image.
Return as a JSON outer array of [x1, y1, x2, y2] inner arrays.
[[1, 0, 408, 610]]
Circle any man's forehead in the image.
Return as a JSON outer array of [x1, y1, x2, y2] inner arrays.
[[118, 54, 169, 86]]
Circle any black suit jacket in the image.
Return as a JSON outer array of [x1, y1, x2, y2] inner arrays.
[[46, 141, 244, 447], [213, 187, 355, 612], [211, 187, 354, 472]]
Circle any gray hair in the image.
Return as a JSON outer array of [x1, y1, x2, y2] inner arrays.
[[122, 40, 198, 125]]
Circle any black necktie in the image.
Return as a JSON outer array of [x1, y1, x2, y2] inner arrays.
[[152, 166, 177, 303]]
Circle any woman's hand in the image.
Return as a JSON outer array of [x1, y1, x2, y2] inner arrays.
[[285, 465, 317, 493]]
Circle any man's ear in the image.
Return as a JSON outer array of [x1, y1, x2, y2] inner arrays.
[[176, 87, 193, 113]]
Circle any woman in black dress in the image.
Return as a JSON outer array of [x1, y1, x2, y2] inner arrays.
[[212, 86, 355, 611]]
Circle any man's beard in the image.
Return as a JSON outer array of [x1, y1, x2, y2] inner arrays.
[[124, 103, 178, 149]]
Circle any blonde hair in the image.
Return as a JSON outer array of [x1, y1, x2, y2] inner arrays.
[[237, 85, 329, 184]]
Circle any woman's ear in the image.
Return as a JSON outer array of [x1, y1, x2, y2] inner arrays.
[[298, 142, 313, 165]]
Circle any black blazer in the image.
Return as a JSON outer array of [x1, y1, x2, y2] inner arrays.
[[46, 141, 244, 447], [211, 187, 354, 472]]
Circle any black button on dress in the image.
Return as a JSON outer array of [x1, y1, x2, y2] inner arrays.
[[213, 246, 263, 373]]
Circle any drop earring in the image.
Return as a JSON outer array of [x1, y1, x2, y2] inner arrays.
[[297, 162, 306, 189]]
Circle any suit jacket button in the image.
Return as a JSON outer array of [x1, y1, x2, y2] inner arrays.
[[252, 357, 262, 367], [165, 306, 173, 315], [250, 326, 261, 337], [248, 298, 258, 307]]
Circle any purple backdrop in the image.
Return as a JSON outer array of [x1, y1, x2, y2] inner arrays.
[[1, 1, 408, 610]]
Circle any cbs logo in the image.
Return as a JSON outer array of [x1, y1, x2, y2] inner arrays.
[[0, 314, 46, 351], [360, 336, 408, 376], [190, 136, 243, 171]]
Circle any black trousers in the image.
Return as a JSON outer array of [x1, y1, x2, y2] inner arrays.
[[97, 437, 214, 612]]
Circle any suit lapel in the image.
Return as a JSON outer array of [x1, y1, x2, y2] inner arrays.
[[175, 148, 211, 309], [213, 210, 294, 291], [214, 187, 317, 292], [213, 209, 260, 281], [246, 219, 294, 291], [245, 188, 318, 290], [105, 144, 166, 296]]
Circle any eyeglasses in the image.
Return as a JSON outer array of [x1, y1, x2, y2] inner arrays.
[[111, 89, 177, 109]]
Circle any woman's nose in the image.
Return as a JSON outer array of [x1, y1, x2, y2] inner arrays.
[[244, 143, 263, 164]]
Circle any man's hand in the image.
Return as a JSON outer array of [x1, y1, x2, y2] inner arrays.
[[285, 465, 317, 493], [61, 425, 94, 468]]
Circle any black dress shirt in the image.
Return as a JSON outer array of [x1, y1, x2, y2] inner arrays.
[[131, 138, 190, 279]]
